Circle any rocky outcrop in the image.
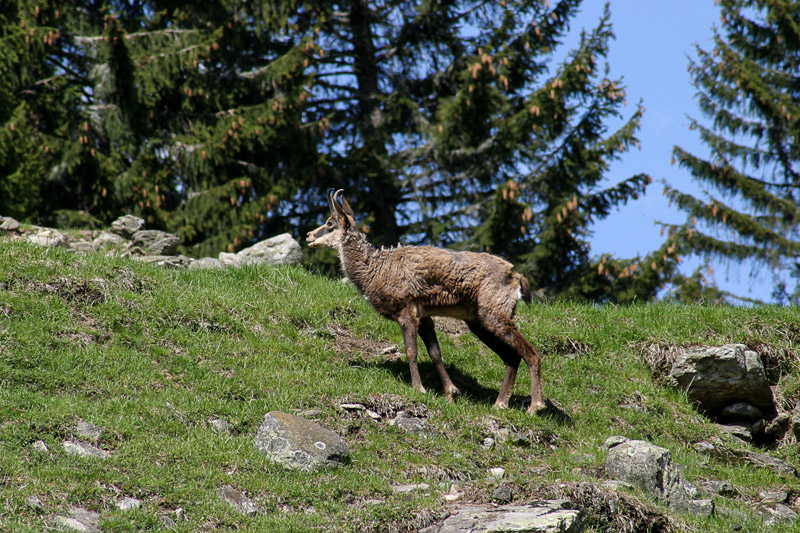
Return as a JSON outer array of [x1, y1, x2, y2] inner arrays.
[[0, 214, 302, 270], [254, 411, 349, 471]]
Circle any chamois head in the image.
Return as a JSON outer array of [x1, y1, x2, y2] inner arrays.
[[306, 189, 357, 248]]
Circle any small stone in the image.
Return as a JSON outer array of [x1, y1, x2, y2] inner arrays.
[[716, 423, 752, 443], [62, 440, 110, 459], [696, 479, 736, 497], [392, 413, 437, 437], [761, 503, 798, 526], [759, 490, 788, 504], [117, 497, 141, 511], [68, 241, 98, 253], [671, 498, 715, 517], [254, 411, 349, 471], [792, 411, 800, 440], [25, 495, 46, 511], [381, 345, 399, 355], [492, 485, 514, 503], [219, 484, 262, 516], [366, 409, 381, 420], [28, 228, 65, 247], [93, 231, 125, 248], [110, 215, 146, 237], [188, 257, 224, 270], [131, 230, 181, 255], [743, 450, 796, 476], [298, 409, 322, 418], [482, 437, 496, 450], [32, 440, 49, 453], [604, 435, 628, 449], [489, 467, 506, 479], [75, 420, 103, 441], [52, 508, 100, 532], [692, 441, 716, 453], [0, 217, 21, 232], [765, 413, 791, 440], [598, 480, 635, 491], [720, 402, 764, 422], [339, 403, 366, 411], [218, 252, 244, 268], [209, 417, 231, 434], [392, 483, 430, 493]]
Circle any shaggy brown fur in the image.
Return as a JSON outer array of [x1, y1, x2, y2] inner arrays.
[[307, 190, 545, 413]]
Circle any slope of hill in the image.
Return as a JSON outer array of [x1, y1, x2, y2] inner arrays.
[[1, 240, 798, 531]]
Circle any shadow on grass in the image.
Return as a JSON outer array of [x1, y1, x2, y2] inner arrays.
[[366, 358, 573, 425]]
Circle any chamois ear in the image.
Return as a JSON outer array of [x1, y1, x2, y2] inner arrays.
[[339, 195, 355, 218], [332, 189, 356, 228]]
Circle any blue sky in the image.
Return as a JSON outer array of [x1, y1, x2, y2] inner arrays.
[[569, 1, 778, 302]]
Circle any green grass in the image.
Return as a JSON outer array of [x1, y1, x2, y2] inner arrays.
[[1, 240, 799, 531]]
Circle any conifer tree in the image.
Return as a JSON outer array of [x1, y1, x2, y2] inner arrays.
[[666, 0, 800, 304], [302, 0, 676, 301]]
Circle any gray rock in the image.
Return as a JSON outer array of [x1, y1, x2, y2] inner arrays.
[[62, 440, 110, 459], [236, 233, 302, 266], [392, 412, 437, 437], [604, 435, 628, 449], [422, 501, 584, 533], [605, 439, 698, 506], [68, 240, 98, 253], [742, 450, 796, 476], [209, 416, 231, 434], [75, 420, 103, 441], [668, 344, 774, 414], [131, 230, 181, 255], [759, 489, 788, 504], [696, 479, 736, 497], [52, 508, 100, 532], [0, 217, 21, 232], [117, 497, 141, 511], [32, 440, 49, 453], [761, 503, 798, 526], [28, 227, 65, 247], [218, 252, 245, 268], [188, 257, 224, 270], [492, 485, 514, 503], [25, 495, 46, 511], [219, 484, 263, 515], [93, 230, 126, 248], [254, 411, 349, 471], [671, 498, 715, 517], [765, 413, 791, 440], [133, 254, 192, 268], [110, 215, 146, 237], [392, 483, 430, 493], [720, 402, 763, 422], [716, 423, 753, 443]]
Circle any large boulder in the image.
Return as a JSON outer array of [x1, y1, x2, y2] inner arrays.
[[236, 233, 302, 266], [254, 411, 349, 471], [421, 501, 584, 533], [668, 344, 774, 414]]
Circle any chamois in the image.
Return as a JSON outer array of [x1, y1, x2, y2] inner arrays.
[[307, 190, 545, 414]]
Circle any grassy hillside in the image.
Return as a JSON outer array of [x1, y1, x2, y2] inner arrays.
[[1, 240, 799, 532]]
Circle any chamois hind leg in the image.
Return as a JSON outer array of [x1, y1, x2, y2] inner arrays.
[[471, 317, 545, 414], [466, 321, 521, 409], [397, 311, 426, 393], [419, 317, 461, 401]]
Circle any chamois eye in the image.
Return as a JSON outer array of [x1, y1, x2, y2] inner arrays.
[[326, 221, 333, 227]]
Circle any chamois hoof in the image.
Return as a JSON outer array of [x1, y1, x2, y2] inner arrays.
[[444, 385, 462, 402], [529, 399, 572, 425], [492, 401, 510, 410]]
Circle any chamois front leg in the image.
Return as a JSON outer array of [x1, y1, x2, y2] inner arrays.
[[419, 317, 461, 401], [397, 312, 426, 394]]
